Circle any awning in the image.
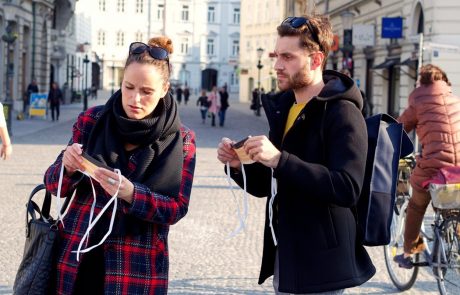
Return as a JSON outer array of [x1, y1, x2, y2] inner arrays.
[[373, 58, 400, 69], [400, 58, 418, 69]]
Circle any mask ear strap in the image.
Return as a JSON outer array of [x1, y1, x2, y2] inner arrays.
[[226, 162, 249, 238]]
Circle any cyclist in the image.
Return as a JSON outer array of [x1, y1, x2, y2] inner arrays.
[[394, 64, 460, 268]]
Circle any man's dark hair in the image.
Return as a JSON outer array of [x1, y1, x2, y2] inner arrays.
[[277, 14, 333, 69]]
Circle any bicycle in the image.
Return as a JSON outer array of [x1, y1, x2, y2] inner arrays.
[[384, 155, 460, 294]]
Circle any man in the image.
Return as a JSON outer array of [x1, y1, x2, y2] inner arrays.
[[48, 82, 63, 121], [217, 14, 375, 294], [24, 78, 39, 114]]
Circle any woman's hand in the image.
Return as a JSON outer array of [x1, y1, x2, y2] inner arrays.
[[62, 143, 84, 176], [1, 143, 12, 160], [244, 135, 281, 168], [94, 168, 135, 203], [217, 137, 241, 169]]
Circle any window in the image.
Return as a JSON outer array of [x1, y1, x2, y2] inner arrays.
[[208, 6, 215, 23], [181, 38, 189, 55], [207, 38, 214, 55], [135, 31, 143, 42], [99, 0, 106, 11], [97, 31, 106, 46], [232, 40, 239, 56], [181, 5, 189, 21], [157, 4, 164, 20], [233, 8, 240, 24], [116, 31, 125, 46], [136, 0, 144, 13], [117, 0, 125, 13], [231, 71, 239, 86]]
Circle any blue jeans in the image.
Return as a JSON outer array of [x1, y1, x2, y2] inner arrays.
[[218, 109, 227, 126]]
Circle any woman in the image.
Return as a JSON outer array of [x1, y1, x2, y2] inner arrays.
[[0, 102, 12, 159], [196, 89, 208, 124], [394, 64, 460, 268], [44, 36, 196, 294], [207, 86, 219, 127]]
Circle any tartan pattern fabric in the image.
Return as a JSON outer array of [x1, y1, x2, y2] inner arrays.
[[44, 106, 196, 295]]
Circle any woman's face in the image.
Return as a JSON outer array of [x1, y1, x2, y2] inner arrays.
[[121, 62, 169, 119]]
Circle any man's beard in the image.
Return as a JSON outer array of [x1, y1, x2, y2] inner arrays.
[[278, 68, 311, 91]]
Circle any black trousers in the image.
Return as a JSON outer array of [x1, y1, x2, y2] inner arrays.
[[73, 246, 105, 294], [50, 103, 60, 121]]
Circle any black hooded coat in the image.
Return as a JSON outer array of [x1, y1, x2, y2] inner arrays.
[[229, 70, 376, 293]]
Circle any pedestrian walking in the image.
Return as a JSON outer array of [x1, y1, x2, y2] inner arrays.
[[217, 14, 375, 294], [48, 81, 63, 121], [91, 83, 98, 100], [176, 85, 183, 104], [197, 89, 209, 124], [183, 85, 190, 105], [393, 64, 460, 269], [207, 86, 219, 127], [218, 86, 229, 127], [24, 78, 39, 115], [43, 36, 196, 294], [0, 102, 12, 160]]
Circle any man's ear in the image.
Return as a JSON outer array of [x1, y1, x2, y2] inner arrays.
[[311, 52, 325, 70], [163, 81, 170, 96]]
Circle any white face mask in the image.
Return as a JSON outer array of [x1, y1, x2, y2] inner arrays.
[[55, 162, 122, 261]]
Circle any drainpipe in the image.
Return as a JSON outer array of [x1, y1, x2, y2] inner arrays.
[[32, 1, 36, 81]]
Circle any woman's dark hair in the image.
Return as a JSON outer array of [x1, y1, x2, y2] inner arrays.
[[124, 36, 173, 84], [277, 14, 333, 69], [419, 64, 451, 86]]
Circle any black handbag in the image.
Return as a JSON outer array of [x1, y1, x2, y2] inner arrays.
[[13, 184, 70, 295]]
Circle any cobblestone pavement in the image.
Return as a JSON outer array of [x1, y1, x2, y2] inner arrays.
[[0, 92, 442, 294]]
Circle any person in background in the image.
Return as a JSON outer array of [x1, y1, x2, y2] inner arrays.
[[44, 36, 196, 294], [196, 89, 209, 124], [48, 81, 63, 121], [217, 13, 375, 294], [91, 83, 98, 100], [24, 78, 39, 115], [218, 86, 229, 127], [183, 85, 190, 105], [393, 64, 460, 269], [0, 102, 12, 160], [176, 85, 183, 105], [207, 86, 219, 127]]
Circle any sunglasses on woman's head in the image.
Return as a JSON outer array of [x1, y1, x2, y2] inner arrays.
[[128, 42, 169, 62], [281, 17, 322, 51]]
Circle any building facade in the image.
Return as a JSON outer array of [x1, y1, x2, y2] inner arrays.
[[80, 0, 241, 98], [312, 0, 460, 117], [0, 0, 77, 112]]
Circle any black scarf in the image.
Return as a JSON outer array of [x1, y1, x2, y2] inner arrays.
[[86, 90, 183, 198]]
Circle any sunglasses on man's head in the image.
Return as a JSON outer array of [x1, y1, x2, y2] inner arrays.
[[128, 42, 169, 61], [281, 17, 322, 51]]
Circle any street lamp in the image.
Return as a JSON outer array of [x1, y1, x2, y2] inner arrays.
[[82, 42, 90, 111], [2, 21, 17, 135], [111, 59, 115, 95], [256, 47, 264, 117], [341, 11, 354, 77]]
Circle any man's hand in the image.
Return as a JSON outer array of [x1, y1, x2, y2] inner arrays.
[[244, 135, 281, 168], [217, 137, 241, 169]]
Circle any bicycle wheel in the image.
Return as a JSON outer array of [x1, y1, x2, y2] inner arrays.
[[434, 217, 460, 295], [383, 198, 419, 291]]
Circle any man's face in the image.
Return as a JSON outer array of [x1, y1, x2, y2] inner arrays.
[[273, 36, 316, 91]]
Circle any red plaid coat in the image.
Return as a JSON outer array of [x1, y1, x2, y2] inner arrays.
[[44, 106, 196, 295]]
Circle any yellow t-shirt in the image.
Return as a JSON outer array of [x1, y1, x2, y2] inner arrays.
[[283, 102, 306, 137]]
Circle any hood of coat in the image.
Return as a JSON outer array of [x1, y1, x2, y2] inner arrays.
[[409, 80, 452, 100], [262, 70, 363, 132]]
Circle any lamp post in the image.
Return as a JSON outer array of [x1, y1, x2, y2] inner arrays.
[[111, 60, 115, 95], [341, 11, 354, 77], [2, 21, 17, 135], [82, 42, 90, 111], [256, 47, 264, 116]]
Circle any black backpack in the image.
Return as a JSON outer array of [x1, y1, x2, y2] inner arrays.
[[321, 111, 413, 246]]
